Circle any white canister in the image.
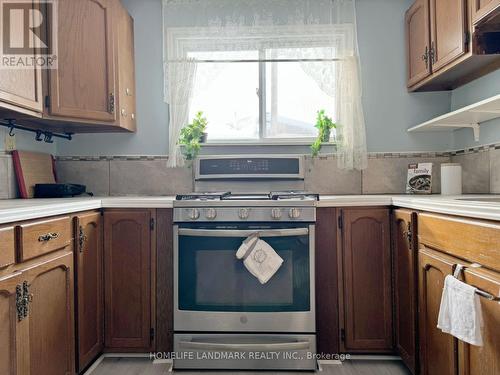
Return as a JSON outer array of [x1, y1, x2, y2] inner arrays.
[[441, 163, 462, 195]]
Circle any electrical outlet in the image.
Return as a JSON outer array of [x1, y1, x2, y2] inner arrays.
[[4, 134, 16, 151]]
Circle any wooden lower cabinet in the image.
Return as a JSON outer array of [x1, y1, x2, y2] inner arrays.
[[75, 212, 104, 372], [27, 252, 75, 375], [418, 248, 458, 375], [104, 209, 156, 352], [0, 252, 75, 375], [315, 208, 339, 355], [0, 272, 24, 375], [340, 208, 393, 353], [419, 247, 500, 375], [460, 267, 500, 375], [393, 209, 418, 374]]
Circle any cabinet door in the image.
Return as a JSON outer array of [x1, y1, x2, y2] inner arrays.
[[49, 0, 115, 121], [315, 208, 339, 355], [418, 248, 458, 375], [459, 267, 500, 375], [115, 0, 136, 131], [429, 0, 467, 72], [25, 252, 75, 375], [0, 272, 25, 375], [104, 209, 155, 351], [406, 0, 431, 87], [471, 0, 500, 24], [393, 209, 418, 374], [0, 0, 43, 113], [75, 212, 103, 372], [341, 208, 393, 352]]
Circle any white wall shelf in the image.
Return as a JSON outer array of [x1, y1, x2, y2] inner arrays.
[[407, 94, 500, 141]]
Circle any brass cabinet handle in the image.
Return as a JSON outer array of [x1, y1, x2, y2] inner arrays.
[[429, 41, 436, 64], [16, 281, 32, 321], [38, 232, 59, 242], [16, 284, 24, 321], [422, 46, 429, 69], [109, 93, 115, 114], [402, 221, 412, 250], [78, 226, 87, 253]]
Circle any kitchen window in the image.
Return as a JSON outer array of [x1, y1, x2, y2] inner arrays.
[[188, 50, 336, 142], [164, 0, 367, 170]]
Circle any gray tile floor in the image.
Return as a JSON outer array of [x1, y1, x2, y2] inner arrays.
[[89, 358, 411, 375]]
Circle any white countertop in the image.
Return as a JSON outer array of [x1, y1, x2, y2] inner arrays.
[[0, 194, 500, 224]]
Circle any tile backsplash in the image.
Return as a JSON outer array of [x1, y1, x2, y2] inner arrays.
[[1, 145, 498, 198], [0, 154, 18, 199], [55, 152, 453, 196]]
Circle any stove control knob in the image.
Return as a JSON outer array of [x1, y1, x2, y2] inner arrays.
[[271, 208, 282, 220], [239, 208, 250, 220], [188, 208, 200, 220], [289, 208, 301, 219], [205, 208, 217, 220]]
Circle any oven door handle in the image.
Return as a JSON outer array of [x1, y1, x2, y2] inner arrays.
[[177, 228, 309, 237], [179, 339, 311, 351]]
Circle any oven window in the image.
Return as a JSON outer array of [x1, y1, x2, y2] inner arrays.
[[178, 229, 310, 312]]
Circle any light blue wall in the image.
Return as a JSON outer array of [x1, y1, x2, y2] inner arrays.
[[0, 128, 56, 154], [56, 0, 454, 156], [451, 69, 500, 150]]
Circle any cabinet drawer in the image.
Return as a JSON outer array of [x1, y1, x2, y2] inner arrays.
[[18, 216, 72, 262], [418, 213, 500, 272], [0, 226, 15, 268]]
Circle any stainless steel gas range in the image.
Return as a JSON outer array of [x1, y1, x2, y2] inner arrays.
[[172, 156, 317, 370]]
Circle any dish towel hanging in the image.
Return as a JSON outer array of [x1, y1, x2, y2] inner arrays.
[[437, 264, 484, 346], [236, 234, 283, 284]]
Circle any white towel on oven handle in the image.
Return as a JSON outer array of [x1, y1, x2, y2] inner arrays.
[[236, 234, 283, 284]]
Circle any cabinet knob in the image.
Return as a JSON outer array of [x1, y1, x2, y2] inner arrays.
[[121, 108, 127, 117], [126, 88, 132, 96]]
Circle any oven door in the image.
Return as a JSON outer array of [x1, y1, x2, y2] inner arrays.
[[173, 223, 315, 333]]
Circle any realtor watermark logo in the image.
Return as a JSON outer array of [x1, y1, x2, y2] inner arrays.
[[0, 0, 57, 69]]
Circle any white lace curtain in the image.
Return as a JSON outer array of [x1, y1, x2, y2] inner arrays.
[[163, 0, 367, 170]]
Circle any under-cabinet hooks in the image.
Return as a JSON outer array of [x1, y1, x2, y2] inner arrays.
[[0, 119, 73, 142]]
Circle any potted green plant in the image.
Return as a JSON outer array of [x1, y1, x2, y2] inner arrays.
[[311, 110, 336, 157], [179, 111, 208, 161]]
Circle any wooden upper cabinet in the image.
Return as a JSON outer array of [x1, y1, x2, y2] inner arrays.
[[104, 209, 155, 351], [114, 0, 136, 132], [340, 208, 393, 353], [429, 0, 468, 72], [393, 209, 418, 374], [0, 0, 43, 113], [471, 0, 500, 24], [418, 248, 458, 375], [48, 0, 116, 122], [75, 212, 103, 372], [406, 0, 432, 87], [459, 267, 500, 375], [0, 272, 24, 375], [24, 252, 75, 375]]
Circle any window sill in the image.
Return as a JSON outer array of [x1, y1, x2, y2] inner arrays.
[[199, 141, 337, 147]]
